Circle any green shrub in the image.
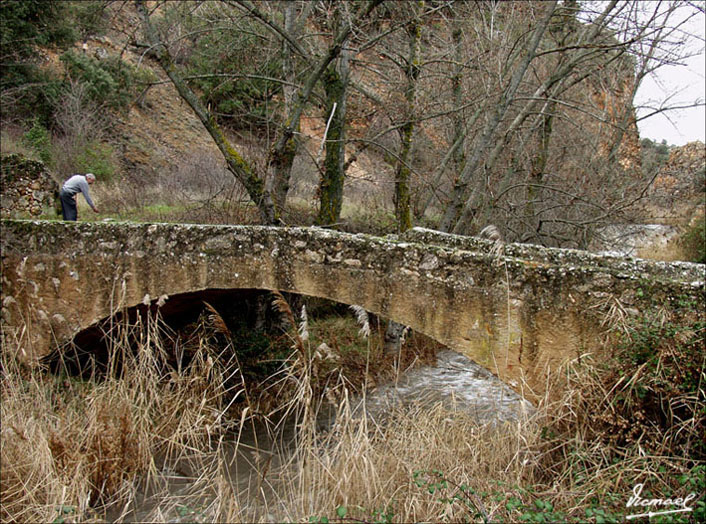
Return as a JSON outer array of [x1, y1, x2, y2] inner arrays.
[[180, 11, 283, 131], [21, 119, 52, 163], [614, 312, 706, 459], [68, 1, 109, 40], [0, 1, 76, 121], [0, 1, 76, 52], [640, 137, 671, 175], [73, 141, 116, 181], [60, 51, 146, 110]]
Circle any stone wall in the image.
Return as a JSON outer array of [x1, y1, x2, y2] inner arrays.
[[0, 154, 59, 218]]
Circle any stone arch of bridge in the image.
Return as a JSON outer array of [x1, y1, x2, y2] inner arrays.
[[51, 284, 495, 381], [10, 220, 688, 398]]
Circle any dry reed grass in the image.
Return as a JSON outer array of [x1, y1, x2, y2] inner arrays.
[[1, 294, 703, 523], [0, 312, 240, 523], [269, 353, 703, 522], [264, 295, 705, 523]]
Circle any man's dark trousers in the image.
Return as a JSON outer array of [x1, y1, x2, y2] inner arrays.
[[60, 190, 77, 221]]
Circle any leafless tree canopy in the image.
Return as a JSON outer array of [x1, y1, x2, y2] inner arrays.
[[131, 0, 703, 246]]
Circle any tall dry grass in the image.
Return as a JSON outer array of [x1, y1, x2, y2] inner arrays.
[[1, 294, 703, 523], [265, 295, 705, 523], [0, 311, 242, 523]]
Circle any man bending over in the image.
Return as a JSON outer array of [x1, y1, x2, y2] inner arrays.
[[60, 173, 99, 221]]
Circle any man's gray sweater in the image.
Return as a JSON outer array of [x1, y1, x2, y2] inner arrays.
[[62, 175, 96, 209]]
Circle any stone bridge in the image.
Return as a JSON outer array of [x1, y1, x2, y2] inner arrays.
[[1, 219, 703, 396]]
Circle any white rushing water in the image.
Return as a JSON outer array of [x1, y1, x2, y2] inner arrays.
[[361, 349, 534, 424]]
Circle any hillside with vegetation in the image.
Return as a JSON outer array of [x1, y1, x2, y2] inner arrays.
[[2, 0, 703, 256]]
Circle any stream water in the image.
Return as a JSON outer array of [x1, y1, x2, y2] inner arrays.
[[362, 349, 534, 424], [112, 349, 533, 522]]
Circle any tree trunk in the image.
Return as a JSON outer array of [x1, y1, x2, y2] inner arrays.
[[415, 17, 469, 220], [261, 0, 384, 218], [135, 0, 279, 224], [316, 48, 350, 226], [523, 98, 556, 240], [394, 1, 422, 234]]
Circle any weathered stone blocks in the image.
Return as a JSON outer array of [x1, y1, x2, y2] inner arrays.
[[1, 154, 59, 218]]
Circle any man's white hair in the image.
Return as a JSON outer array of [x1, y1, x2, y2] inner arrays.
[[85, 173, 96, 181]]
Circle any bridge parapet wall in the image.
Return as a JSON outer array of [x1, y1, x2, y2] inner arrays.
[[2, 219, 703, 396], [403, 227, 705, 283]]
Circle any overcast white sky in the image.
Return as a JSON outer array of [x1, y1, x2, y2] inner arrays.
[[633, 4, 705, 146]]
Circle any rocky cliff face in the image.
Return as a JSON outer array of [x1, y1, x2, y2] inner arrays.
[[590, 76, 642, 176], [592, 141, 705, 260], [646, 141, 706, 223]]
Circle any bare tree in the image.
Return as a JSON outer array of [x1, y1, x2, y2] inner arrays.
[[133, 0, 701, 246], [136, 0, 279, 223], [49, 80, 112, 177], [315, 3, 352, 226], [439, 0, 559, 233], [416, 1, 704, 249], [135, 0, 382, 224]]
